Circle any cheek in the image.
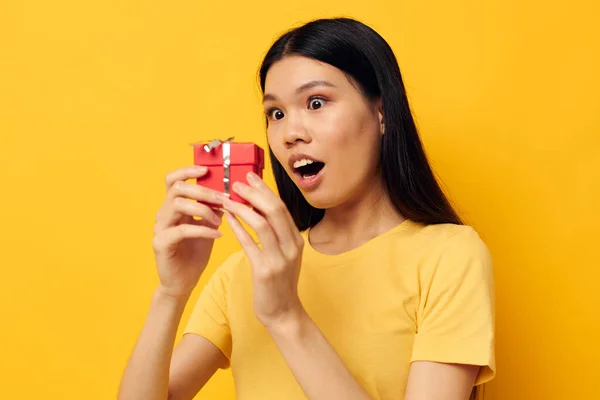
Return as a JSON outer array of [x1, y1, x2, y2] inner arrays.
[[318, 104, 378, 148], [322, 109, 381, 175], [267, 129, 288, 169], [312, 106, 360, 146]]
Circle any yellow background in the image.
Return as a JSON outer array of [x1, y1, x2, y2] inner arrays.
[[1, 1, 599, 399]]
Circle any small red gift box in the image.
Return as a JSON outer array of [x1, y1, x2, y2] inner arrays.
[[193, 138, 265, 207]]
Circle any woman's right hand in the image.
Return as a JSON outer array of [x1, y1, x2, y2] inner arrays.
[[152, 166, 228, 299]]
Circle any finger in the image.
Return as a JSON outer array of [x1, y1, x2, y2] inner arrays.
[[152, 224, 222, 253], [167, 180, 229, 205], [195, 208, 225, 228], [165, 166, 209, 190], [246, 172, 299, 232], [233, 178, 300, 249], [244, 171, 271, 194], [213, 208, 225, 220], [156, 197, 223, 231], [224, 212, 262, 263], [222, 198, 282, 256]]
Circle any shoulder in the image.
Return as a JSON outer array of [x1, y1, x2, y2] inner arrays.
[[409, 222, 493, 282], [410, 222, 490, 258], [206, 250, 249, 285], [409, 224, 496, 385], [193, 250, 249, 306], [219, 250, 248, 270]]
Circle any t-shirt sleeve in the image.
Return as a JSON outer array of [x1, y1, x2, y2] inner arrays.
[[411, 226, 496, 385], [182, 252, 243, 368]]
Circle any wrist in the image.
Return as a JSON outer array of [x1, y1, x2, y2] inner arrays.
[[154, 285, 192, 306], [265, 308, 313, 340]]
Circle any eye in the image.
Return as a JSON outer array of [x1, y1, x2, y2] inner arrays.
[[308, 97, 326, 110], [266, 108, 285, 121]]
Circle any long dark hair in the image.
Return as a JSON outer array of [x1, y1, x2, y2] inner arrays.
[[259, 17, 463, 231]]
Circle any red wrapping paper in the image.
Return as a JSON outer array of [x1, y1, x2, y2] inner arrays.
[[193, 140, 265, 207]]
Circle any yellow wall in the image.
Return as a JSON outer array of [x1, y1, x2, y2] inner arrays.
[[1, 1, 598, 399]]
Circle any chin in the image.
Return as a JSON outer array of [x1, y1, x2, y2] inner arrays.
[[300, 188, 345, 210]]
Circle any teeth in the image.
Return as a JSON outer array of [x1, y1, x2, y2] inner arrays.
[[293, 159, 315, 169]]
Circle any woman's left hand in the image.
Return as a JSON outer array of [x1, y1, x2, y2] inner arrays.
[[222, 172, 306, 329]]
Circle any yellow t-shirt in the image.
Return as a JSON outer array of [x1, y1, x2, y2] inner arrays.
[[183, 219, 495, 399]]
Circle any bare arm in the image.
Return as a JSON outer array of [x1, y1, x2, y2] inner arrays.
[[117, 288, 227, 400], [267, 312, 373, 400], [118, 165, 230, 399], [168, 332, 228, 399], [221, 177, 373, 399], [404, 361, 479, 400], [269, 312, 479, 400]]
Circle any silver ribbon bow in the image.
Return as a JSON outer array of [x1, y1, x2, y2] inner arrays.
[[192, 137, 235, 195]]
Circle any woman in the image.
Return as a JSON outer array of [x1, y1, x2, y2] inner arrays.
[[118, 17, 495, 400]]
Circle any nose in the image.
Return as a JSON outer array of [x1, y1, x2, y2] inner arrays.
[[282, 113, 311, 146]]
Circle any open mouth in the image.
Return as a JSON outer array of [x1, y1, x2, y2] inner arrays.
[[293, 159, 325, 179]]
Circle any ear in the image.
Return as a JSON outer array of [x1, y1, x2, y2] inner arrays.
[[375, 98, 385, 135]]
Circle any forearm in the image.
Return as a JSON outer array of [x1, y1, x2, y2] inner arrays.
[[118, 287, 189, 400], [267, 312, 373, 400]]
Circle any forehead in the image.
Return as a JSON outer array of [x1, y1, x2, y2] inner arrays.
[[264, 56, 346, 93]]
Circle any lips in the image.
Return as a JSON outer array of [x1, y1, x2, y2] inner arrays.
[[294, 164, 325, 190], [288, 153, 322, 170], [288, 153, 326, 179]]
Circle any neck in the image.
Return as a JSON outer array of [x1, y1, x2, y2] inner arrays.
[[310, 178, 405, 250]]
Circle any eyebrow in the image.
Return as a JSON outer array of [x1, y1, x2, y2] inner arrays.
[[262, 80, 337, 103]]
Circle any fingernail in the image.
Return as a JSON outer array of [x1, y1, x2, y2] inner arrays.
[[247, 172, 258, 184], [233, 181, 242, 193], [215, 192, 230, 201], [195, 166, 207, 172]]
